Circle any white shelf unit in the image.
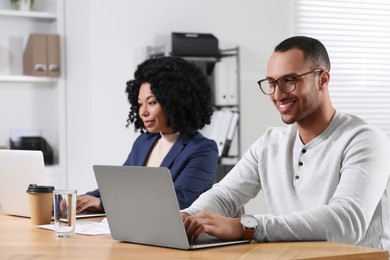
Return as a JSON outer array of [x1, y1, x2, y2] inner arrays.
[[0, 0, 67, 188]]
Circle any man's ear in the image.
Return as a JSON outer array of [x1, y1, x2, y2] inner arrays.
[[320, 70, 330, 88]]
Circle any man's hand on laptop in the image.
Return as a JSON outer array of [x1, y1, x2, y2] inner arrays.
[[76, 195, 102, 213], [182, 211, 243, 241]]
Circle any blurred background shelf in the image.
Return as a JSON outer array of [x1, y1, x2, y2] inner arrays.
[[0, 9, 56, 20], [0, 75, 58, 83]]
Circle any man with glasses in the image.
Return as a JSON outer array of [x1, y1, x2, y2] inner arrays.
[[181, 36, 390, 252]]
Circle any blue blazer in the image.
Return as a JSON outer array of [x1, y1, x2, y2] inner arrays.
[[87, 131, 218, 210]]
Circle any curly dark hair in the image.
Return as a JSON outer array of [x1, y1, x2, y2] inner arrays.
[[125, 56, 213, 133]]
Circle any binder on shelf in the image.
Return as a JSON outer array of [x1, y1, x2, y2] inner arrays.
[[47, 34, 61, 77], [222, 111, 239, 157], [226, 56, 238, 105], [213, 55, 238, 106], [23, 33, 47, 77], [199, 110, 234, 158], [213, 61, 228, 106], [23, 33, 61, 77]]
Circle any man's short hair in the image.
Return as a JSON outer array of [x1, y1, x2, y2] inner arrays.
[[275, 36, 331, 71]]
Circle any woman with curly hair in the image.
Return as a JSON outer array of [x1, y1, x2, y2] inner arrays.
[[77, 56, 218, 213]]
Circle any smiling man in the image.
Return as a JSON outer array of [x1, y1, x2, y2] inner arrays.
[[181, 36, 390, 252]]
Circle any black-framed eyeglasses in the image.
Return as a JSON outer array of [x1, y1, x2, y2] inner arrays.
[[257, 69, 323, 95]]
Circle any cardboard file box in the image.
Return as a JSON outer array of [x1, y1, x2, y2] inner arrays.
[[23, 33, 61, 77]]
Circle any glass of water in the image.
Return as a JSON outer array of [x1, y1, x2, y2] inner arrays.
[[53, 189, 77, 238]]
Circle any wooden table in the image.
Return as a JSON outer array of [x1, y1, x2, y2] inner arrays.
[[0, 215, 388, 259]]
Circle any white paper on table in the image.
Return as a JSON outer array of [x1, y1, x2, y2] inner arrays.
[[38, 217, 111, 235]]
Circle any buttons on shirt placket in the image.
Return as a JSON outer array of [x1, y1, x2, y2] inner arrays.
[[295, 148, 306, 181]]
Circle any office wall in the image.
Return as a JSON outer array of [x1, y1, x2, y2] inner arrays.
[[65, 0, 291, 214]]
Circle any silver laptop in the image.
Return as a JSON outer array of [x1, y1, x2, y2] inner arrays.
[[93, 165, 249, 250], [0, 149, 104, 219], [0, 150, 47, 217]]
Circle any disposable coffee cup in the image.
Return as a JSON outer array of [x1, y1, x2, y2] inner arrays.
[[26, 184, 55, 225]]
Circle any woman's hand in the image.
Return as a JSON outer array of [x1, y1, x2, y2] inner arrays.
[[76, 195, 102, 213]]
